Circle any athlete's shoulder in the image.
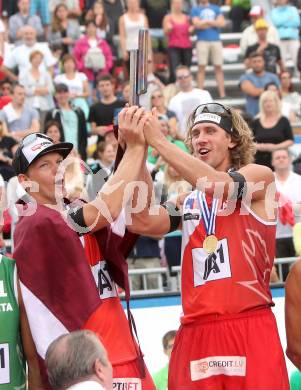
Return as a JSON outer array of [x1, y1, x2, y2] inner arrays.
[[239, 163, 274, 183]]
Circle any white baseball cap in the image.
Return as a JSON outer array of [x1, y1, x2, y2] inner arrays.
[[13, 133, 73, 174]]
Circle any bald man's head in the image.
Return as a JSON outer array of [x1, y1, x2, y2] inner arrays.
[[22, 26, 37, 46]]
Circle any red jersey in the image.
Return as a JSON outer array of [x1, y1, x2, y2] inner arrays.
[[181, 190, 276, 324], [82, 234, 138, 365]]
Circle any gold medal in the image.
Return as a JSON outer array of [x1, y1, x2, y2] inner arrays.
[[203, 235, 218, 254]]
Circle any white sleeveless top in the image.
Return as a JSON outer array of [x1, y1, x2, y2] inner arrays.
[[124, 13, 145, 51]]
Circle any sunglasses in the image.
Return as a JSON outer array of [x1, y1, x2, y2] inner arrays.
[[151, 94, 163, 99], [20, 133, 52, 148], [176, 74, 190, 80], [194, 103, 231, 116], [193, 103, 233, 133]]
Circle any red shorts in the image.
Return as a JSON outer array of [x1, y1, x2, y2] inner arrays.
[[113, 358, 156, 390], [168, 308, 289, 390]]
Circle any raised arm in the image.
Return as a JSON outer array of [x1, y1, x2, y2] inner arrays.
[[81, 106, 149, 231], [127, 162, 172, 237]]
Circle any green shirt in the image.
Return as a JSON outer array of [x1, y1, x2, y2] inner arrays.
[[0, 255, 26, 389], [61, 108, 79, 150], [290, 370, 301, 390], [153, 364, 168, 390], [147, 136, 189, 165]]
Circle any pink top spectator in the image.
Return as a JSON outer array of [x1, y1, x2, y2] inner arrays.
[[73, 36, 113, 81], [168, 16, 192, 49]]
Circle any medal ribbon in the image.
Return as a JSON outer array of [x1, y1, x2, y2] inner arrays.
[[197, 192, 219, 236]]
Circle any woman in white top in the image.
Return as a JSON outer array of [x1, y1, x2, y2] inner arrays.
[[279, 71, 301, 123], [19, 50, 55, 123], [118, 0, 149, 70], [54, 54, 90, 119]]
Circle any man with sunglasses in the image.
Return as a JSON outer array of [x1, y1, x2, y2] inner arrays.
[[126, 103, 289, 389], [12, 107, 156, 389], [168, 65, 212, 135]]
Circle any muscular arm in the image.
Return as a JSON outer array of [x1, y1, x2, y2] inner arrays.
[[127, 164, 171, 237], [82, 107, 149, 232], [145, 125, 274, 201], [240, 80, 264, 97], [285, 260, 301, 370]]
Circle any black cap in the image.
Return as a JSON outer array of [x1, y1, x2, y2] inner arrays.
[[12, 133, 73, 175]]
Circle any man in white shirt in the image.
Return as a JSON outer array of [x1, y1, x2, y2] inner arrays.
[[240, 5, 279, 56], [272, 149, 301, 276], [168, 65, 212, 135], [45, 330, 112, 390], [4, 26, 57, 75]]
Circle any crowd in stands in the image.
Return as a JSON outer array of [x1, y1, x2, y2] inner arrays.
[[1, 0, 301, 387]]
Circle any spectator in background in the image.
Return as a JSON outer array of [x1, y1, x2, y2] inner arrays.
[[228, 0, 250, 33], [240, 52, 280, 116], [0, 80, 13, 109], [29, 0, 51, 39], [49, 0, 81, 18], [85, 1, 113, 45], [118, 0, 149, 73], [150, 89, 180, 140], [272, 149, 301, 264], [139, 58, 165, 110], [163, 0, 193, 83], [44, 83, 87, 160], [86, 140, 115, 200], [9, 0, 44, 45], [153, 331, 176, 390], [45, 330, 113, 390], [92, 0, 125, 36], [44, 119, 62, 144], [4, 26, 57, 75], [0, 15, 6, 54], [279, 71, 301, 123], [54, 54, 90, 119], [89, 74, 125, 140], [0, 84, 40, 140], [141, 0, 169, 66], [49, 3, 80, 56], [168, 65, 212, 135], [73, 20, 113, 89], [245, 18, 284, 75], [19, 50, 55, 124], [0, 119, 18, 181], [252, 91, 294, 169], [271, 0, 300, 74], [240, 5, 279, 56], [191, 0, 226, 98]]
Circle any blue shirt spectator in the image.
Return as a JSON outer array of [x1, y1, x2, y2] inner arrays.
[[271, 1, 300, 40], [191, 2, 221, 41], [240, 71, 280, 116], [239, 52, 280, 116]]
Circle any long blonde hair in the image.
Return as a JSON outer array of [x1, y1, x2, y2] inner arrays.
[[259, 90, 282, 121], [185, 106, 255, 170]]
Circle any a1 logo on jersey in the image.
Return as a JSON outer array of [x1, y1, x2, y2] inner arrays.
[[192, 238, 231, 286], [91, 261, 117, 299]]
